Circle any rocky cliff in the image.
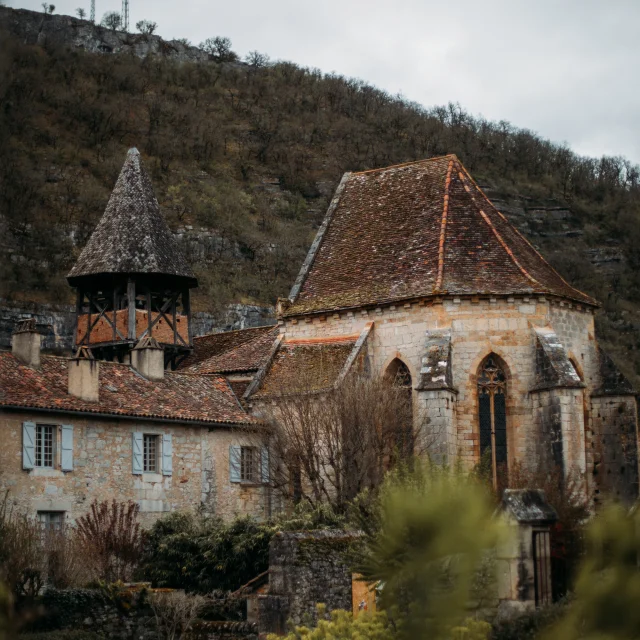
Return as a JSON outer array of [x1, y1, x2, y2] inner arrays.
[[0, 6, 214, 62], [0, 299, 274, 354]]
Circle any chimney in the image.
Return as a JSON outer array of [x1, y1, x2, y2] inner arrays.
[[12, 318, 41, 367], [68, 347, 100, 402], [131, 336, 165, 381]]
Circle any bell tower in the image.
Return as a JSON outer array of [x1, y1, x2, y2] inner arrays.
[[67, 148, 198, 368]]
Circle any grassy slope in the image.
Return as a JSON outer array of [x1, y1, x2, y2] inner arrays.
[[1, 33, 639, 384]]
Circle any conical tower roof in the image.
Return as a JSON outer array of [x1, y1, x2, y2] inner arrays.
[[285, 154, 596, 316], [67, 148, 196, 285]]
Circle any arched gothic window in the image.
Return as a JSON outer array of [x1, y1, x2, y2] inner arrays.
[[477, 355, 508, 491], [384, 359, 414, 460]]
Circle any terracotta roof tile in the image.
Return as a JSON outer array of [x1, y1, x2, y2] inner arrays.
[[67, 148, 196, 284], [285, 155, 595, 316], [0, 351, 253, 425], [251, 337, 358, 398], [179, 326, 278, 374]]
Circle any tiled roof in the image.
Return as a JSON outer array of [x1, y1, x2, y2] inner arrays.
[[67, 148, 196, 284], [0, 351, 253, 425], [179, 326, 278, 374], [250, 336, 359, 398], [285, 155, 596, 316]]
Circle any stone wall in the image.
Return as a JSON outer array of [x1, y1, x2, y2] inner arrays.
[[0, 411, 268, 526], [258, 531, 357, 633], [279, 296, 599, 479], [589, 394, 639, 505]]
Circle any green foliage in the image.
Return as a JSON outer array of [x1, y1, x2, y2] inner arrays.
[[272, 606, 394, 640], [351, 464, 502, 639], [138, 504, 345, 593], [270, 605, 491, 640], [138, 513, 273, 592], [545, 504, 640, 639]]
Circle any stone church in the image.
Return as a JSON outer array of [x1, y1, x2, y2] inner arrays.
[[243, 154, 639, 504], [0, 150, 637, 528]]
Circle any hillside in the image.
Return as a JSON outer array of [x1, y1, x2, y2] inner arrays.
[[1, 7, 640, 383]]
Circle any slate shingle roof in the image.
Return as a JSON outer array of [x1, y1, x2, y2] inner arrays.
[[285, 155, 596, 316], [179, 326, 278, 374], [0, 351, 253, 425], [67, 148, 196, 284], [251, 336, 359, 398]]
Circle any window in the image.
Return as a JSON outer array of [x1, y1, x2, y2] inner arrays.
[[384, 359, 414, 461], [143, 434, 159, 472], [23, 423, 74, 472], [477, 354, 508, 492], [38, 511, 65, 531], [241, 446, 260, 483], [36, 425, 55, 468]]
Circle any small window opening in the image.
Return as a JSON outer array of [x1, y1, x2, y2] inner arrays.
[[241, 446, 260, 483], [143, 434, 159, 473], [36, 425, 55, 468], [38, 511, 65, 531]]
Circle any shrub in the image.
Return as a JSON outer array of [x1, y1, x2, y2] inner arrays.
[[139, 513, 273, 593], [75, 500, 143, 583], [139, 504, 345, 593], [351, 464, 502, 639], [0, 492, 46, 599], [269, 606, 490, 640]]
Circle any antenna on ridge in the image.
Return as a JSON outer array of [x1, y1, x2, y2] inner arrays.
[[90, 0, 95, 22], [121, 0, 129, 31]]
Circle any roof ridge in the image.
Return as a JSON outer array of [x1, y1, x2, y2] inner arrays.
[[455, 163, 543, 291], [435, 158, 454, 293], [353, 154, 456, 176], [193, 325, 276, 341], [456, 163, 597, 307]]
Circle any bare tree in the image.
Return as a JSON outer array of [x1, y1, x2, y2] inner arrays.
[[150, 591, 206, 640], [245, 50, 270, 68], [258, 372, 435, 513], [136, 19, 157, 35], [200, 36, 238, 62], [76, 7, 86, 18], [101, 10, 122, 31], [41, 3, 55, 13]]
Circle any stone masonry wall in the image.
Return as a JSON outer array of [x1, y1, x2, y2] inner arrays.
[[280, 296, 598, 477], [589, 395, 639, 505], [0, 411, 267, 526], [530, 388, 586, 478], [261, 531, 357, 632]]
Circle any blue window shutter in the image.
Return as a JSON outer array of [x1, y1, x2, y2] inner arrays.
[[229, 446, 241, 483], [162, 433, 172, 476], [132, 432, 143, 475], [22, 422, 35, 470], [61, 425, 74, 471], [261, 447, 269, 484]]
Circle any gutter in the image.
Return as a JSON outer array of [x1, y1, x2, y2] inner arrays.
[[0, 404, 256, 428]]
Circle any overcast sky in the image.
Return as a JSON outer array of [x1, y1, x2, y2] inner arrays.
[[10, 0, 640, 163]]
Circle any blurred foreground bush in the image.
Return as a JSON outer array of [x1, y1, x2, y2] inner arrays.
[[352, 464, 502, 639]]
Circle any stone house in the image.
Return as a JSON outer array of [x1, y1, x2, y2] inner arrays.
[[242, 154, 639, 505], [0, 149, 271, 527]]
